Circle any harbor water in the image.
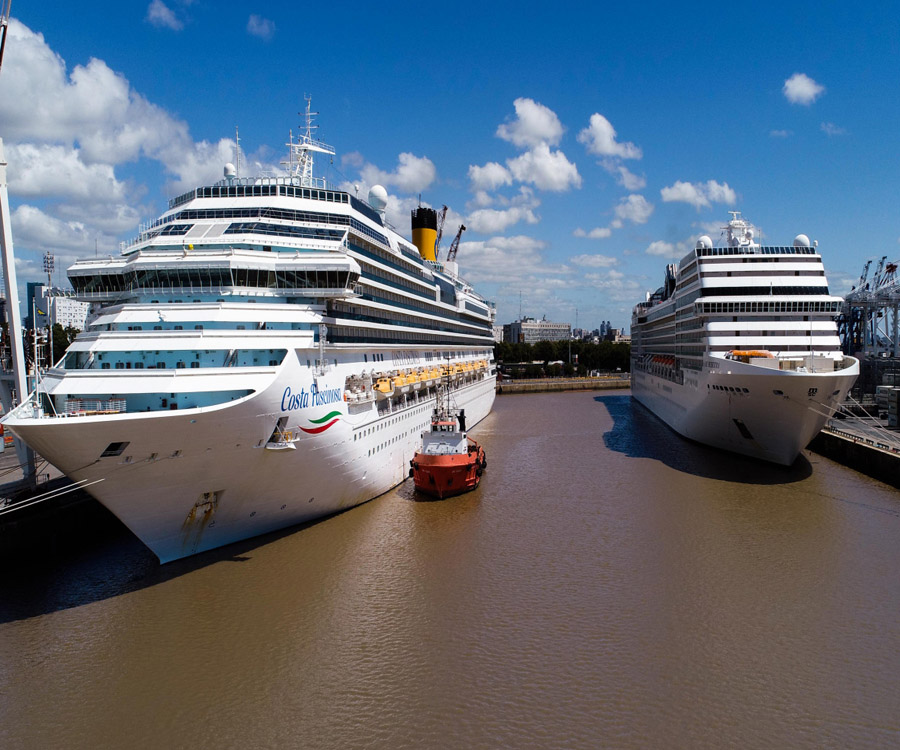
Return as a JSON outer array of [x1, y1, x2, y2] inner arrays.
[[1, 390, 899, 749]]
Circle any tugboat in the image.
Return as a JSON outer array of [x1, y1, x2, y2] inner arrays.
[[409, 385, 486, 499]]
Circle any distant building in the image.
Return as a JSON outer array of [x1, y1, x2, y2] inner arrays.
[[25, 283, 89, 331], [503, 315, 571, 344], [492, 325, 504, 343]]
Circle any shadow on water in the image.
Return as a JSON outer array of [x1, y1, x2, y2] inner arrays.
[[596, 393, 813, 484], [0, 506, 349, 625]]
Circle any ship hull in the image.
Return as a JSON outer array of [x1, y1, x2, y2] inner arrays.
[[6, 362, 496, 562], [631, 357, 859, 465], [411, 444, 485, 499]]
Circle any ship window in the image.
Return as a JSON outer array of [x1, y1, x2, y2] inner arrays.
[[101, 441, 130, 457]]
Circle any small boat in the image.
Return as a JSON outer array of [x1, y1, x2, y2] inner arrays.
[[409, 385, 486, 499]]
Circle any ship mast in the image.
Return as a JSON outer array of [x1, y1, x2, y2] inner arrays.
[[282, 96, 335, 188]]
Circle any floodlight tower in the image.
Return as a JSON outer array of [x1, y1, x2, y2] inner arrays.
[[43, 251, 54, 366]]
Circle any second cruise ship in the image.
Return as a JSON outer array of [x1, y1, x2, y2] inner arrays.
[[631, 212, 858, 465]]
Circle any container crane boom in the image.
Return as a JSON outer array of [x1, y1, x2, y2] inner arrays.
[[433, 205, 447, 260], [446, 224, 466, 262]]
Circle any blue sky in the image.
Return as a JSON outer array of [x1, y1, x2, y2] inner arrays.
[[1, 1, 899, 331]]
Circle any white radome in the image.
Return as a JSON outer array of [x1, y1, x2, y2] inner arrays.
[[368, 184, 388, 211]]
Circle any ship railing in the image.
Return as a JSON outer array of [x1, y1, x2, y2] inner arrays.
[[64, 398, 127, 416]]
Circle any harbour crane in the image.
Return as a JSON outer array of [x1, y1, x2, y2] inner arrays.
[[433, 205, 448, 260], [446, 224, 466, 263]]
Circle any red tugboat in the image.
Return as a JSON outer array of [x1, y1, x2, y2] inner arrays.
[[409, 387, 486, 499]]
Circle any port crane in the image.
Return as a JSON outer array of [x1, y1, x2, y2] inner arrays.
[[433, 205, 448, 260], [446, 224, 466, 263]]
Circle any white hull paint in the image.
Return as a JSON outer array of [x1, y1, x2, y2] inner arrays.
[[631, 357, 858, 465], [7, 357, 495, 562]]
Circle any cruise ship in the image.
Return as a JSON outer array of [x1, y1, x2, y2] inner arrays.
[[631, 212, 858, 465], [2, 103, 497, 562]]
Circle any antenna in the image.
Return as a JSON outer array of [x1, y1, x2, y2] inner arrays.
[[519, 290, 522, 320], [235, 126, 241, 178]]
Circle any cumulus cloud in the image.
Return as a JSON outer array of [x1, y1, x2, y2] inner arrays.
[[612, 164, 646, 190], [578, 113, 642, 160], [506, 143, 581, 191], [360, 152, 437, 194], [783, 73, 825, 105], [11, 205, 101, 255], [468, 161, 512, 191], [770, 129, 792, 138], [573, 227, 612, 239], [467, 206, 539, 234], [247, 14, 275, 40], [660, 180, 736, 210], [821, 122, 847, 136], [645, 240, 683, 258], [146, 0, 183, 31], [614, 194, 653, 225], [456, 235, 556, 284], [5, 143, 129, 202], [570, 253, 618, 267], [496, 98, 564, 148]]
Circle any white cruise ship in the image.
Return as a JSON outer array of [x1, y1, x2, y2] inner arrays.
[[631, 212, 858, 465], [2, 103, 497, 562]]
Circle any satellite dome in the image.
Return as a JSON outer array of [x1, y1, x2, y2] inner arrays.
[[368, 184, 388, 211], [793, 233, 811, 248], [696, 235, 713, 250], [224, 163, 236, 178]]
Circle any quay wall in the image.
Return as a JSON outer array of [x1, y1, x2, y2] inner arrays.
[[497, 376, 630, 394], [808, 428, 900, 489]]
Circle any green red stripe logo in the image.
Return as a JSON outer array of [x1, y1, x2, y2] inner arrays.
[[299, 410, 342, 434]]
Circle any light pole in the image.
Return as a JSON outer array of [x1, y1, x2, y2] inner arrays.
[[43, 251, 54, 367]]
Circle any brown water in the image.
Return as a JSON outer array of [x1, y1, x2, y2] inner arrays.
[[1, 390, 899, 749]]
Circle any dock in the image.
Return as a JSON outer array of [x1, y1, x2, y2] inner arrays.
[[497, 375, 630, 394], [0, 450, 118, 561]]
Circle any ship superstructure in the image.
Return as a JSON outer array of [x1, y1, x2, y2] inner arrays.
[[631, 212, 858, 465], [2, 102, 497, 561]]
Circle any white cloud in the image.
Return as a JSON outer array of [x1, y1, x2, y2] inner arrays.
[[646, 240, 682, 258], [570, 253, 618, 267], [660, 180, 736, 209], [146, 0, 183, 31], [770, 129, 792, 138], [614, 194, 654, 225], [467, 205, 538, 234], [165, 137, 240, 195], [613, 164, 646, 190], [55, 202, 143, 235], [496, 98, 563, 148], [506, 143, 581, 191], [577, 113, 642, 160], [457, 235, 555, 284], [468, 161, 512, 191], [5, 143, 129, 202], [573, 227, 612, 239], [361, 152, 436, 194], [247, 15, 275, 40], [821, 122, 847, 136], [11, 205, 101, 254], [0, 22, 195, 167], [783, 73, 825, 105], [469, 190, 494, 209]]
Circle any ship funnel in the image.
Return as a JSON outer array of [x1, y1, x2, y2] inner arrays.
[[411, 206, 438, 261]]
